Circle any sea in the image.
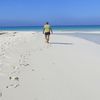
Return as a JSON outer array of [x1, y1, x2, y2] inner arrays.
[[0, 25, 100, 31]]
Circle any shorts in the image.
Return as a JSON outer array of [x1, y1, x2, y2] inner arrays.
[[45, 32, 50, 35]]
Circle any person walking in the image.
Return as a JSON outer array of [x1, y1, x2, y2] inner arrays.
[[43, 22, 53, 43]]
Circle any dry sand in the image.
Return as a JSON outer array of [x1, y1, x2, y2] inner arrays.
[[0, 31, 100, 100]]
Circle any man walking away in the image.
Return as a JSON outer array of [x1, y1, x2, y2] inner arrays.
[[43, 22, 53, 43]]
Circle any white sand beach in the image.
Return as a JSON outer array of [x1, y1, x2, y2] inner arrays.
[[0, 31, 100, 100]]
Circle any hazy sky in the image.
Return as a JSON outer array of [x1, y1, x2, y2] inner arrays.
[[0, 0, 100, 26]]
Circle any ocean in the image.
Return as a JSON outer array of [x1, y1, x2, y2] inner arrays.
[[0, 25, 100, 31]]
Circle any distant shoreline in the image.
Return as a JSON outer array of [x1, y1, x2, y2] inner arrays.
[[0, 25, 100, 31], [0, 30, 100, 35]]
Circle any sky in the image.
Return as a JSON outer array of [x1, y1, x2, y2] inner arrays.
[[0, 0, 100, 26]]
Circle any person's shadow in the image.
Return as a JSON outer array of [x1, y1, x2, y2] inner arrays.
[[50, 42, 73, 45]]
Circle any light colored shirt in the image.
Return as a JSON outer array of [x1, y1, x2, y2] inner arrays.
[[44, 24, 51, 33]]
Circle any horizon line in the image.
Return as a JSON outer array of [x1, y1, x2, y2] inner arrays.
[[0, 25, 100, 27]]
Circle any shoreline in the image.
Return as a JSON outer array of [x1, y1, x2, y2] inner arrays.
[[1, 30, 100, 34]]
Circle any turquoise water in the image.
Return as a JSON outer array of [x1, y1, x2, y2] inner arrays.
[[0, 25, 100, 31]]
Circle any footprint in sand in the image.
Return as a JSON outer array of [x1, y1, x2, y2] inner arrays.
[[19, 54, 30, 67], [6, 84, 20, 89], [15, 77, 19, 81], [9, 76, 19, 81], [23, 64, 30, 67], [14, 84, 20, 88], [13, 32, 17, 34], [6, 76, 20, 89], [0, 91, 2, 97], [9, 76, 12, 80], [13, 32, 17, 36], [32, 69, 35, 71]]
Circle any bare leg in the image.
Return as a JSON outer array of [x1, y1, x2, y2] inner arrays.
[[45, 35, 48, 43], [47, 35, 50, 43]]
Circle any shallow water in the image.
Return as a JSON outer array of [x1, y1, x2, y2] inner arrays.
[[55, 33, 100, 45]]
